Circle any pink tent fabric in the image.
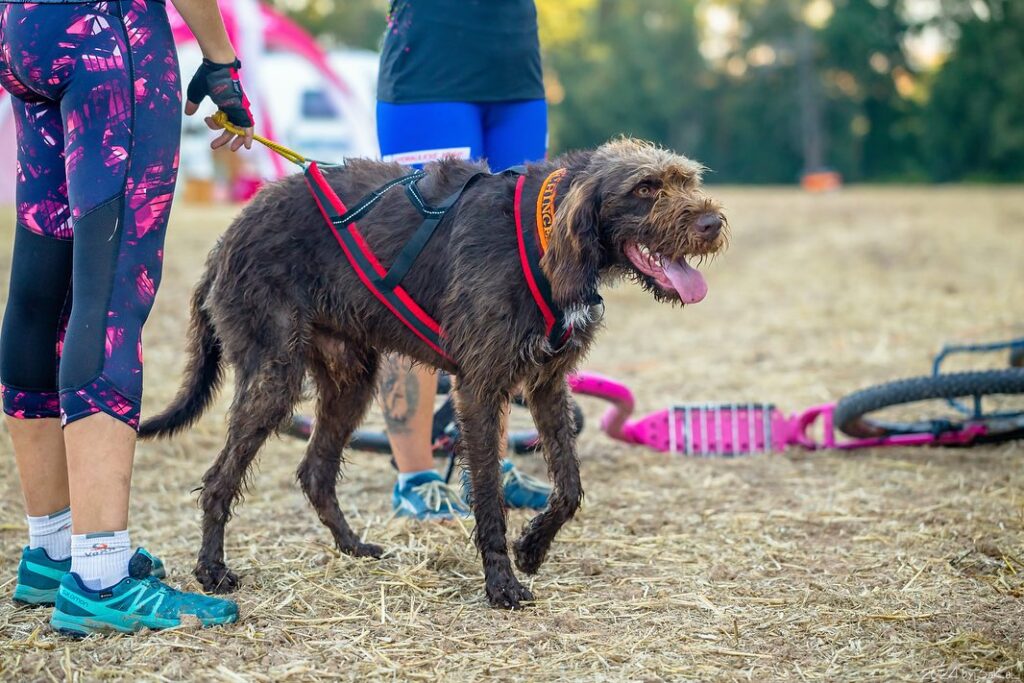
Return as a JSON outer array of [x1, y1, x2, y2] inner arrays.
[[169, 2, 352, 99], [169, 0, 356, 181]]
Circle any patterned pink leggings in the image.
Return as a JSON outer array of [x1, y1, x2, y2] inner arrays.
[[0, 0, 181, 429]]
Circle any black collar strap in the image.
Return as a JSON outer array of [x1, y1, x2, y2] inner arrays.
[[513, 168, 578, 353]]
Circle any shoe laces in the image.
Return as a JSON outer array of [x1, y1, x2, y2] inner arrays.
[[502, 464, 550, 494], [139, 575, 178, 597], [411, 479, 469, 514]]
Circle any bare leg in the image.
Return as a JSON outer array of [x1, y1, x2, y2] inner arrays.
[[6, 417, 69, 516], [297, 341, 383, 558], [455, 383, 533, 609], [514, 373, 582, 575], [64, 413, 136, 534], [379, 357, 512, 473], [379, 355, 437, 473]]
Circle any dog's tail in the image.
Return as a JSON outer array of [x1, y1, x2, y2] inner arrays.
[[139, 269, 223, 440]]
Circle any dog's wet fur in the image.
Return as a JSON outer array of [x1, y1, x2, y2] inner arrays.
[[141, 138, 728, 609]]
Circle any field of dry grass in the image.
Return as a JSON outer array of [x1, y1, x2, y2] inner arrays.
[[1, 185, 1023, 681]]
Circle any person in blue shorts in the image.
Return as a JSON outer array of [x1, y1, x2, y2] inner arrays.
[[375, 0, 552, 519]]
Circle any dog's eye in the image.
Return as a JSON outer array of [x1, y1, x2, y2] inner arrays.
[[634, 185, 653, 197]]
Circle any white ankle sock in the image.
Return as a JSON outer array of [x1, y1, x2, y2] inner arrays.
[[71, 530, 132, 590], [397, 469, 436, 489], [26, 506, 72, 561]]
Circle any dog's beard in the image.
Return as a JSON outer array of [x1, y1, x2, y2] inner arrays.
[[619, 203, 727, 304], [627, 267, 690, 304]]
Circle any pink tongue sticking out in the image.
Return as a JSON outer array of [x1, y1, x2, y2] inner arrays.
[[662, 259, 708, 304]]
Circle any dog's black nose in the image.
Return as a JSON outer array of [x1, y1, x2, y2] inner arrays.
[[695, 213, 722, 241]]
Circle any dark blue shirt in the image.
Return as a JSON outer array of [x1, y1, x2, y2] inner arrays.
[[377, 0, 544, 104]]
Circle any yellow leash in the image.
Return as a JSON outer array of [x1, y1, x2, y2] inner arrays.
[[211, 110, 308, 167]]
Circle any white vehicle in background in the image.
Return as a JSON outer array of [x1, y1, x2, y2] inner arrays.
[[260, 49, 380, 163]]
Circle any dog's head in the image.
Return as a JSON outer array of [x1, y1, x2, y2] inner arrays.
[[546, 139, 727, 305]]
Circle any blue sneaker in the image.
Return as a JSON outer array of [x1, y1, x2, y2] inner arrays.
[[13, 547, 70, 606], [13, 546, 166, 607], [50, 549, 237, 636], [393, 471, 470, 520], [462, 459, 551, 510]]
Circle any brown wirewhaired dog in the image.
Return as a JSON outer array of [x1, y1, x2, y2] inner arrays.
[[141, 138, 728, 609]]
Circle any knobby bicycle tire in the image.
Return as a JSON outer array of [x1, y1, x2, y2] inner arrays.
[[835, 369, 1024, 444]]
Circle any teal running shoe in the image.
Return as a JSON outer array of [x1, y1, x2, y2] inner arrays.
[[13, 546, 166, 607], [50, 549, 237, 636], [13, 547, 70, 606], [463, 459, 551, 510], [136, 548, 167, 580], [393, 471, 470, 520]]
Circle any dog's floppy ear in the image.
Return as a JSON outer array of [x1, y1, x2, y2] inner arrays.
[[541, 174, 602, 305]]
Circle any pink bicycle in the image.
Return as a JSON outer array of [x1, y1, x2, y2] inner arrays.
[[286, 338, 1024, 464], [571, 338, 1024, 455]]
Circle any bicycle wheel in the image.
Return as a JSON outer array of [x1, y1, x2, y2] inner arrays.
[[834, 369, 1024, 444], [507, 400, 586, 454], [285, 377, 586, 455], [282, 416, 398, 453], [435, 372, 586, 454]]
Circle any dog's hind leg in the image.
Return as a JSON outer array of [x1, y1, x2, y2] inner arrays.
[[455, 383, 534, 609], [296, 338, 383, 559], [513, 373, 583, 575], [195, 355, 306, 593]]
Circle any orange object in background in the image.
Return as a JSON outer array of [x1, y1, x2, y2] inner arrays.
[[801, 170, 843, 192]]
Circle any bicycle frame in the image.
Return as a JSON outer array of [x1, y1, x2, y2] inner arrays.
[[568, 373, 990, 456], [932, 337, 1024, 419], [288, 367, 1007, 460]]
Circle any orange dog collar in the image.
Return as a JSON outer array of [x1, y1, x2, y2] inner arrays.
[[535, 168, 567, 252]]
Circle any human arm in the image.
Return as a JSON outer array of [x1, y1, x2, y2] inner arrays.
[[171, 0, 255, 151]]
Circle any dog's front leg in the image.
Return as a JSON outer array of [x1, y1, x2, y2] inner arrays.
[[455, 385, 534, 609], [514, 372, 583, 575]]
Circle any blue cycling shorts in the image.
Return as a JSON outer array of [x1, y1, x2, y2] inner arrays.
[[377, 99, 547, 172]]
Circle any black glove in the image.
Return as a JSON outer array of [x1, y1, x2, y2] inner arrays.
[[186, 58, 254, 128]]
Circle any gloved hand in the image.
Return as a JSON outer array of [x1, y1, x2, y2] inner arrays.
[[184, 57, 254, 151]]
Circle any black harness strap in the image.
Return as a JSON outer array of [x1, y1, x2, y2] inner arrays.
[[333, 170, 425, 228], [305, 162, 579, 362], [379, 172, 487, 291], [303, 162, 452, 360]]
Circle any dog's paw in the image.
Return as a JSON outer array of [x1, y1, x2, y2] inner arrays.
[[485, 575, 534, 610], [194, 562, 239, 594], [512, 535, 548, 575], [343, 542, 385, 559]]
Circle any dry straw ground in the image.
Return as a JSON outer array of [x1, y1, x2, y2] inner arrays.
[[0, 186, 1023, 682]]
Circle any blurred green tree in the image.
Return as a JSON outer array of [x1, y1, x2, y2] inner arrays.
[[544, 0, 924, 182], [270, 0, 1023, 183], [544, 0, 706, 158], [268, 0, 387, 51], [818, 0, 924, 181], [924, 0, 1024, 180]]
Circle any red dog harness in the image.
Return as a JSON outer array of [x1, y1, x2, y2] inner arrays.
[[303, 162, 573, 363]]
